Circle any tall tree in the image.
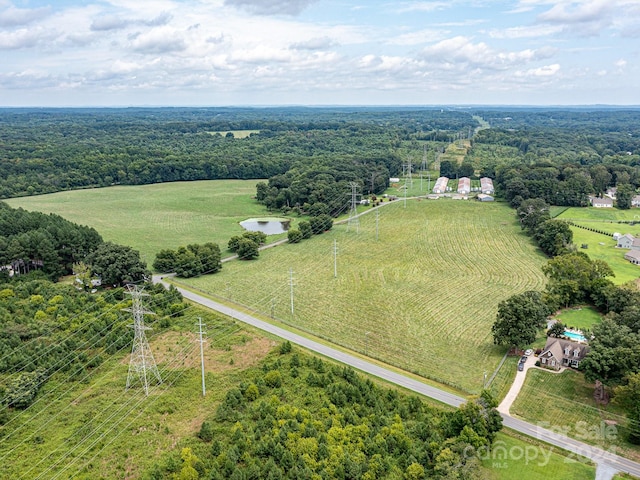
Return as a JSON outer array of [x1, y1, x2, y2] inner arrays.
[[517, 198, 550, 234], [616, 183, 634, 210], [492, 291, 550, 350], [614, 373, 640, 444], [86, 242, 149, 286]]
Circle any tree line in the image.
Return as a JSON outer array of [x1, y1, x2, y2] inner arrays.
[[0, 108, 479, 200]]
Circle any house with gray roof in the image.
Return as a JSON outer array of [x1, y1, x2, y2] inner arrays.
[[539, 337, 589, 370], [617, 234, 635, 249], [625, 250, 640, 265]]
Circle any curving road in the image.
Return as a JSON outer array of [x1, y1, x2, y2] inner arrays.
[[156, 277, 640, 478]]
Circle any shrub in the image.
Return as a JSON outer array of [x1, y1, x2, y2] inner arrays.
[[264, 370, 282, 388], [287, 229, 302, 244]]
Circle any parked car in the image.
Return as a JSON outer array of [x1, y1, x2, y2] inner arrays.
[[520, 355, 528, 364], [517, 362, 525, 371], [524, 349, 533, 356]]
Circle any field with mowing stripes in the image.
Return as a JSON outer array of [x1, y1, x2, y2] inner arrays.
[[180, 199, 547, 393]]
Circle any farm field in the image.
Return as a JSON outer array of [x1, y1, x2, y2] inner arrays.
[[179, 198, 548, 393], [510, 369, 640, 462], [555, 207, 640, 283], [5, 180, 279, 266]]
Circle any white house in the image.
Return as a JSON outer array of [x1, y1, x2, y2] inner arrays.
[[617, 234, 635, 249]]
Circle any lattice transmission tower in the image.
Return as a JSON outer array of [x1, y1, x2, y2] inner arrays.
[[124, 285, 161, 395], [347, 182, 360, 233]]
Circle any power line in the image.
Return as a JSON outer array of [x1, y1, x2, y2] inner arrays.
[[124, 285, 161, 395], [196, 317, 206, 397], [347, 182, 360, 233]]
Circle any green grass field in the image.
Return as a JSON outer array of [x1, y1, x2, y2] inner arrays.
[[178, 198, 547, 393], [510, 368, 639, 462], [5, 180, 281, 266], [553, 306, 602, 331], [481, 432, 595, 479], [557, 207, 640, 284]]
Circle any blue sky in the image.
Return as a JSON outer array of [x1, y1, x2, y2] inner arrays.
[[1, 0, 639, 106]]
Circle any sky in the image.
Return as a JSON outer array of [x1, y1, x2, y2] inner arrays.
[[1, 0, 639, 106]]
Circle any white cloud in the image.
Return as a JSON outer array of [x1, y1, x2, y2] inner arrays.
[[0, 4, 51, 27], [223, 0, 318, 16], [129, 27, 187, 53], [387, 29, 449, 46], [397, 2, 450, 13], [521, 63, 560, 77], [487, 24, 562, 39], [290, 36, 336, 51]]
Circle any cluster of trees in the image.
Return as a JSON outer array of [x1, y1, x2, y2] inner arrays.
[[0, 279, 183, 412], [153, 243, 222, 277], [0, 202, 150, 286], [0, 108, 478, 200], [149, 344, 501, 479], [228, 231, 267, 260], [287, 215, 334, 244], [516, 198, 574, 257], [0, 202, 103, 280]]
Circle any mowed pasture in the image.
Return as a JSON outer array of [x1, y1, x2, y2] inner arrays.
[[180, 199, 548, 393], [5, 180, 275, 265], [557, 207, 640, 284]]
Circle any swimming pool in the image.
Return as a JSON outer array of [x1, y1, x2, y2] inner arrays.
[[564, 330, 586, 342]]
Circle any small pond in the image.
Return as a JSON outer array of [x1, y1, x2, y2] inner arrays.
[[240, 218, 291, 235]]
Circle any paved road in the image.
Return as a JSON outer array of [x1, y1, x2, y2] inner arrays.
[[157, 278, 640, 478]]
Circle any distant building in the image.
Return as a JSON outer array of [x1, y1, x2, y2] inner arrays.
[[632, 195, 640, 207], [605, 187, 617, 199], [480, 177, 494, 194], [477, 194, 494, 202], [457, 177, 471, 194], [590, 197, 613, 208], [433, 177, 449, 194], [389, 177, 400, 183]]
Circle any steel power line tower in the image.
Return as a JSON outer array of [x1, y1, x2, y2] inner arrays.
[[124, 285, 161, 396], [347, 182, 360, 233]]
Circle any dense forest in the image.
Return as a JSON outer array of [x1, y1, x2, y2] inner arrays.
[[150, 344, 501, 480], [0, 107, 477, 202]]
